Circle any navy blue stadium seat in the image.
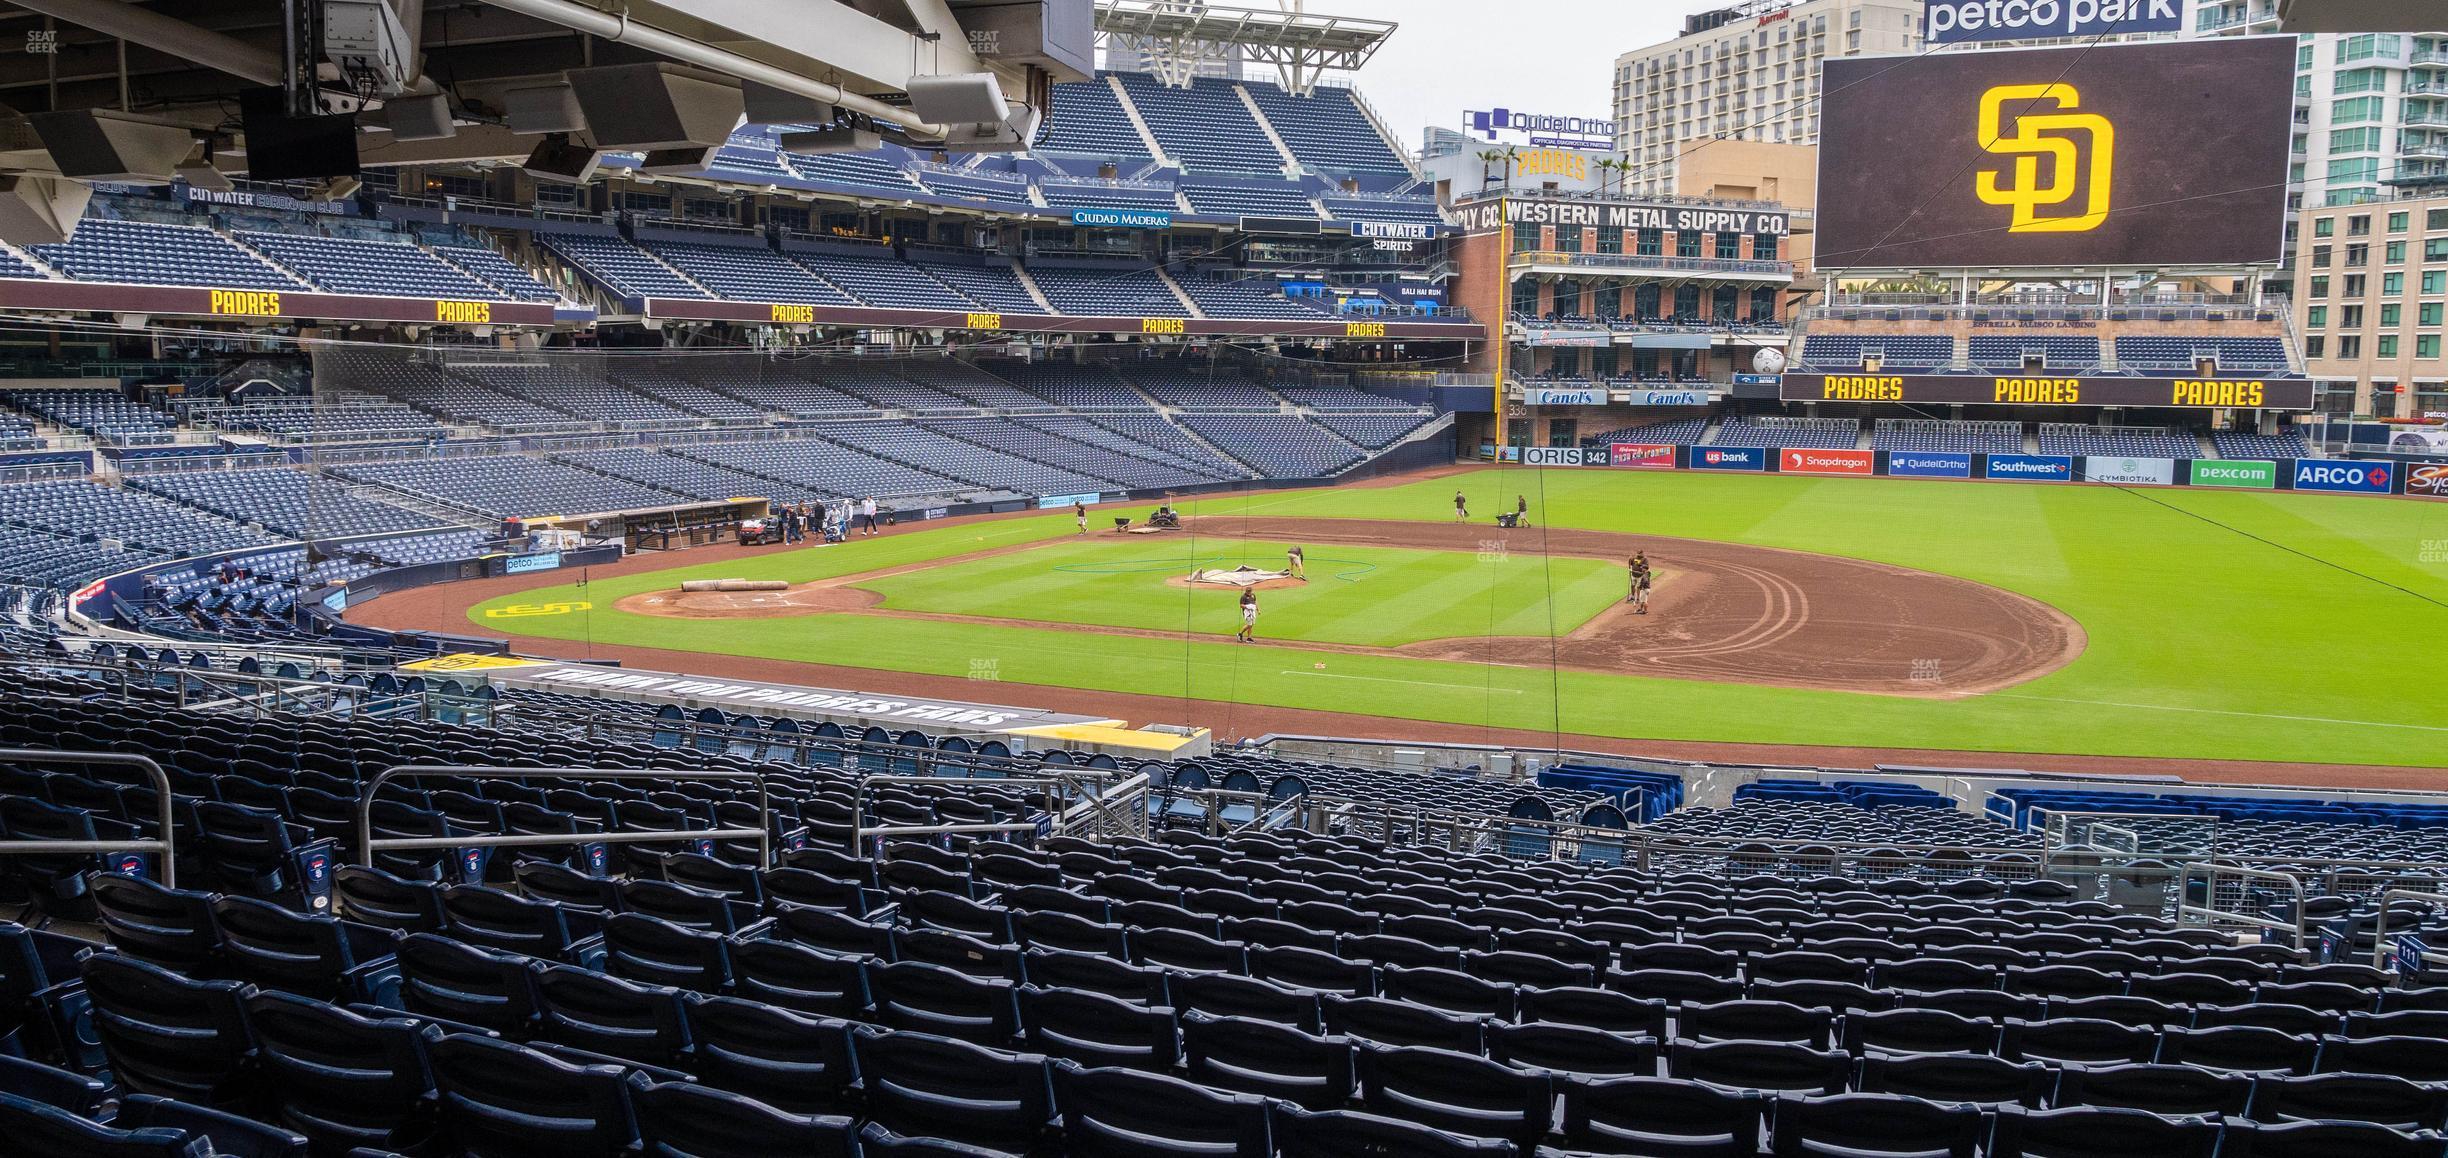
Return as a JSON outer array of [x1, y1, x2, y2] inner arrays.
[[1048, 1061, 1272, 1158]]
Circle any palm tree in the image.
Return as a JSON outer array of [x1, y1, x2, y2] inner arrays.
[[1600, 156, 1634, 198], [1476, 147, 1518, 192]]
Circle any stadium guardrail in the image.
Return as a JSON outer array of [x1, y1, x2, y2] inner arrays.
[[358, 763, 776, 870], [2371, 889, 2448, 972], [2176, 862, 2308, 947], [0, 748, 178, 886], [847, 770, 1144, 854]]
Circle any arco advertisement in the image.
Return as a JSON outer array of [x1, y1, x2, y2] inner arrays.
[[2290, 459, 2394, 495]]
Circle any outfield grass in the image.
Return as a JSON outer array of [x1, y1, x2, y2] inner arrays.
[[469, 470, 2448, 767], [858, 536, 1623, 646]]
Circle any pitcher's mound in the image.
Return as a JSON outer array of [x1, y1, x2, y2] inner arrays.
[[617, 584, 879, 619], [1168, 566, 1307, 592]]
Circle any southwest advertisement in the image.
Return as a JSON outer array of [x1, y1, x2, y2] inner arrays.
[[1814, 38, 2293, 269], [1985, 454, 2074, 482]]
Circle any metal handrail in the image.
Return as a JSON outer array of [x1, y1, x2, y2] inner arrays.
[[0, 748, 178, 886], [849, 772, 1118, 853], [2371, 889, 2448, 971], [358, 763, 774, 869], [2176, 861, 2307, 946]]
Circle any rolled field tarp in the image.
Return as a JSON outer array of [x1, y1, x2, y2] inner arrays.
[[680, 579, 790, 592]]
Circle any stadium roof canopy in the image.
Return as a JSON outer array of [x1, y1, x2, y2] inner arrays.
[[1095, 0, 1395, 96]]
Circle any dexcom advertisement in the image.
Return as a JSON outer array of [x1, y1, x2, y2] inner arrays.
[[1815, 37, 2293, 269]]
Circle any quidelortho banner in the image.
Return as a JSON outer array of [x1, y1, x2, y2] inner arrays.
[[2291, 458, 2395, 495], [1815, 37, 2293, 269], [2190, 460, 2278, 489], [1886, 451, 1975, 479], [1688, 446, 1768, 472], [1609, 443, 1678, 468], [1523, 446, 1585, 467], [1925, 0, 2182, 45], [2079, 456, 2176, 485], [1782, 372, 2316, 411], [1985, 454, 2074, 482], [2409, 462, 2448, 499]]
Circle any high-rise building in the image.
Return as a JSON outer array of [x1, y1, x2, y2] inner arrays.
[[2188, 7, 2448, 280], [2190, 5, 2446, 211], [1610, 0, 1924, 198], [1421, 126, 1472, 162], [2188, 5, 2447, 410], [2292, 193, 2448, 418]]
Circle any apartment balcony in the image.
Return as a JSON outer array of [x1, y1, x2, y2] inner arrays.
[[2412, 47, 2448, 69], [2401, 132, 2448, 162], [2386, 161, 2448, 187], [2195, 6, 2279, 32]]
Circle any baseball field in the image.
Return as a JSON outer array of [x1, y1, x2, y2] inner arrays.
[[449, 468, 2448, 769]]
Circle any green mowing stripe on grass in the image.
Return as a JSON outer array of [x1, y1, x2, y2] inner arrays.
[[858, 537, 1623, 647], [470, 472, 2448, 766], [486, 514, 1083, 611]]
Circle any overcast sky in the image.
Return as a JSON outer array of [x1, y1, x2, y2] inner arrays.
[[1283, 1, 1708, 150]]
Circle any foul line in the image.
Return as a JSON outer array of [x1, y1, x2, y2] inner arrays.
[[1281, 669, 1525, 694], [1984, 692, 2448, 732]]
